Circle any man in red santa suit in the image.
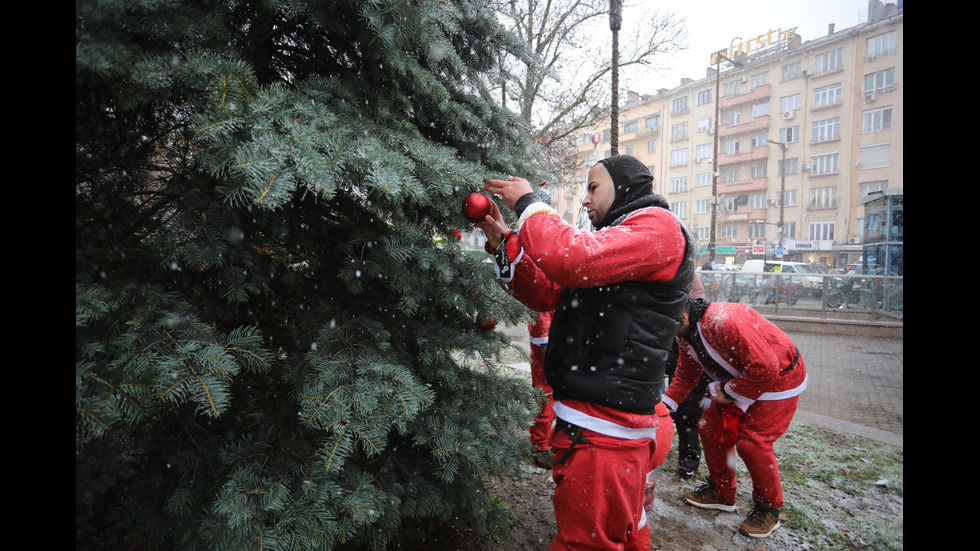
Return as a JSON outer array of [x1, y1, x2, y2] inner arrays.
[[527, 310, 555, 469], [662, 297, 808, 539], [480, 155, 695, 551]]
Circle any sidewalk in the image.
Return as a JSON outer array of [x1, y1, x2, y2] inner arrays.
[[788, 332, 903, 448], [497, 324, 903, 449]]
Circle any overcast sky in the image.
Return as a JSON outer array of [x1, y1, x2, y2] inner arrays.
[[622, 0, 885, 94]]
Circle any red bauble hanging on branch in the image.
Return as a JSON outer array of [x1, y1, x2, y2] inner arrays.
[[461, 192, 493, 223]]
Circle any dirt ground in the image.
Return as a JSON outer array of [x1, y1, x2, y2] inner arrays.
[[459, 450, 900, 551], [465, 461, 787, 551]]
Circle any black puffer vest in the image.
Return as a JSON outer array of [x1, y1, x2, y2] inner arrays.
[[544, 208, 696, 414]]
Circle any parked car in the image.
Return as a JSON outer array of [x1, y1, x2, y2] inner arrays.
[[739, 260, 824, 300]]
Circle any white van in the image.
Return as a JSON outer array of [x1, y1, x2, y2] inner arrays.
[[740, 260, 824, 295]]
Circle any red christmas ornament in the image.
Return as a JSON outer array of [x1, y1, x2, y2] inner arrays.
[[478, 317, 497, 331], [461, 192, 493, 223], [451, 229, 462, 241]]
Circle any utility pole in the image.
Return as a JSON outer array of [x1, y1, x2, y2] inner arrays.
[[609, 0, 622, 156], [768, 139, 787, 254]]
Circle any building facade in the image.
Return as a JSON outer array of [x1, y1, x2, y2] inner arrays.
[[566, 0, 902, 270]]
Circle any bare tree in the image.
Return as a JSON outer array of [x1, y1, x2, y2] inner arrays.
[[489, 0, 688, 149]]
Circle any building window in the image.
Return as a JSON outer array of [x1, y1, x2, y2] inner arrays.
[[750, 132, 768, 148], [751, 71, 769, 89], [623, 120, 638, 133], [749, 193, 766, 209], [783, 222, 797, 239], [809, 186, 838, 209], [722, 167, 739, 183], [722, 138, 740, 154], [645, 115, 660, 131], [859, 143, 891, 169], [696, 117, 712, 133], [647, 139, 657, 153], [777, 190, 798, 207], [860, 180, 888, 197], [811, 153, 839, 175], [672, 96, 689, 114], [697, 89, 713, 105], [779, 94, 801, 113], [723, 81, 742, 97], [724, 110, 741, 126], [779, 126, 800, 143], [670, 176, 688, 193], [781, 61, 802, 81], [671, 148, 688, 166], [695, 199, 711, 213], [696, 144, 712, 160], [696, 226, 709, 240], [862, 106, 892, 132], [750, 162, 767, 179], [867, 30, 897, 60], [864, 68, 895, 96], [721, 224, 737, 239], [814, 48, 844, 74], [626, 144, 634, 156], [751, 102, 770, 119], [672, 122, 689, 141], [748, 223, 766, 239], [812, 117, 841, 143], [778, 157, 799, 176], [696, 172, 712, 187], [808, 221, 835, 241], [673, 201, 687, 218], [813, 83, 842, 107]]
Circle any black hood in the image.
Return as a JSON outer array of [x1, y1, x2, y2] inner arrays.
[[595, 155, 670, 229]]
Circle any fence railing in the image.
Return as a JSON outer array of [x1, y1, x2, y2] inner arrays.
[[697, 271, 903, 324]]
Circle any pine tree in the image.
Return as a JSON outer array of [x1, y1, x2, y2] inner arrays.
[[76, 1, 544, 549]]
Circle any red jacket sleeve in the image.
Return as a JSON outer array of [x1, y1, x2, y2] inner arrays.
[[501, 201, 686, 305]]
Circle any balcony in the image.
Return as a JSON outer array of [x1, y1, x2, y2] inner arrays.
[[718, 115, 771, 138], [717, 145, 770, 166], [719, 84, 771, 109], [719, 176, 768, 195]]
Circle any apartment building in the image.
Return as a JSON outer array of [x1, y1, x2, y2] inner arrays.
[[567, 0, 902, 269]]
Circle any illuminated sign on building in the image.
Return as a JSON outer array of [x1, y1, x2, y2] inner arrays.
[[725, 27, 800, 60]]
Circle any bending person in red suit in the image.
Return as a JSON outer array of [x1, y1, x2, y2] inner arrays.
[[663, 298, 808, 539]]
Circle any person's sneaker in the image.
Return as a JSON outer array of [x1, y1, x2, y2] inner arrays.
[[677, 467, 696, 479], [532, 450, 553, 470], [738, 504, 781, 538], [683, 483, 736, 512]]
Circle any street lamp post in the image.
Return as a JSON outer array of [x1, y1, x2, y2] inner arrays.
[[708, 49, 741, 265], [768, 139, 787, 254], [709, 52, 722, 265]]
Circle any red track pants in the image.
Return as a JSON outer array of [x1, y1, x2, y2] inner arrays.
[[698, 396, 798, 509], [548, 404, 673, 551], [529, 343, 555, 451]]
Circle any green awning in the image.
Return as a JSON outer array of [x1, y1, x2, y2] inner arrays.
[[697, 246, 737, 254]]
